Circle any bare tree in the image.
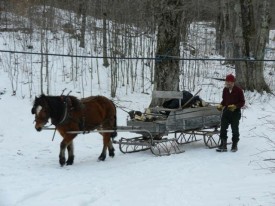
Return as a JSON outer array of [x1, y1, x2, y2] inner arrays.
[[234, 0, 271, 92], [215, 0, 235, 58], [102, 12, 109, 68], [216, 0, 271, 92], [78, 0, 87, 48], [150, 0, 184, 107]]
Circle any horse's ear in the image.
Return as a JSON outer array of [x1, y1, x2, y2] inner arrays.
[[32, 96, 38, 114], [31, 107, 35, 114]]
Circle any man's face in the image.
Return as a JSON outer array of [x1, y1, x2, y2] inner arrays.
[[225, 81, 234, 89]]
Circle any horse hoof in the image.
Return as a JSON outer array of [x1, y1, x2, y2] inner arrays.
[[98, 155, 106, 161], [59, 157, 66, 166], [109, 153, 115, 158], [109, 148, 115, 158], [66, 156, 74, 165], [66, 160, 74, 165]]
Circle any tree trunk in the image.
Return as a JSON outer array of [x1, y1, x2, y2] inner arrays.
[[234, 0, 271, 92], [216, 0, 235, 58], [102, 12, 110, 68], [150, 0, 184, 107], [217, 0, 271, 92], [79, 0, 87, 48]]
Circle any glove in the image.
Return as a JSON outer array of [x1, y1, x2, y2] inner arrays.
[[217, 104, 224, 111], [228, 104, 237, 111]]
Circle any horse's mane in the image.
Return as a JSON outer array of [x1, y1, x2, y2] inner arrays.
[[68, 95, 83, 111]]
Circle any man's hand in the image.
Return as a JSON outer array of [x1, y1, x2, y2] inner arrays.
[[217, 104, 224, 111], [228, 104, 237, 111]]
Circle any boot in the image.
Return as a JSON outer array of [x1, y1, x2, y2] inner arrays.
[[231, 141, 238, 152], [216, 139, 227, 152]]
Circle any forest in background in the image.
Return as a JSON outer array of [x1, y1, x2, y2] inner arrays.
[[0, 0, 274, 98]]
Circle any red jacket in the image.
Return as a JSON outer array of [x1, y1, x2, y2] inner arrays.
[[221, 85, 245, 109]]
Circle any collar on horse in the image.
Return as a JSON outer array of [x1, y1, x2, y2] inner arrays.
[[51, 95, 72, 141], [52, 95, 72, 126], [51, 95, 88, 141]]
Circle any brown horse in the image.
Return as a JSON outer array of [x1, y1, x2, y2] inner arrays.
[[31, 94, 117, 166]]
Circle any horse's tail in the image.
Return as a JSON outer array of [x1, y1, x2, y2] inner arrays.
[[111, 113, 117, 138], [111, 101, 117, 138]]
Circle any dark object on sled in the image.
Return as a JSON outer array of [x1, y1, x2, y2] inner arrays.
[[162, 91, 202, 109]]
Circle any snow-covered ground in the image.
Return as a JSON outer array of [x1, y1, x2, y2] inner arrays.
[[1, 68, 275, 206], [1, 9, 275, 206]]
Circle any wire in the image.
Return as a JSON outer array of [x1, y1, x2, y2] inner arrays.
[[1, 49, 275, 62]]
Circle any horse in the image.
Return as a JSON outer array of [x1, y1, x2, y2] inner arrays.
[[31, 94, 117, 166]]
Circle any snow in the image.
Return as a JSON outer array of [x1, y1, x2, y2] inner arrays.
[[1, 72, 275, 206], [1, 11, 275, 206]]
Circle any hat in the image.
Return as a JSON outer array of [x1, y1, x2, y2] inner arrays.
[[225, 74, 235, 82]]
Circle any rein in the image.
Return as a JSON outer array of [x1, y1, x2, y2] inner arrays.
[[52, 127, 57, 141], [112, 101, 133, 115], [57, 96, 71, 125], [40, 124, 57, 141]]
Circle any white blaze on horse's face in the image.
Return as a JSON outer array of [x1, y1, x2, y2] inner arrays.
[[35, 105, 46, 132], [36, 105, 42, 116]]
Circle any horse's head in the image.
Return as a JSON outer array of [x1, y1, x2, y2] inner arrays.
[[31, 95, 51, 132]]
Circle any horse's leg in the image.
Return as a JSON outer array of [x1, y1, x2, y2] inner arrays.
[[59, 140, 67, 166], [98, 134, 110, 161], [59, 135, 75, 166], [106, 117, 116, 158], [66, 141, 74, 165], [108, 139, 115, 158]]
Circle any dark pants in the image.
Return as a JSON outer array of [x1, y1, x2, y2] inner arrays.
[[220, 109, 241, 143]]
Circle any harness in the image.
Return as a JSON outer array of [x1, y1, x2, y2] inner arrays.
[[58, 95, 72, 126], [57, 96, 88, 130], [49, 95, 72, 141]]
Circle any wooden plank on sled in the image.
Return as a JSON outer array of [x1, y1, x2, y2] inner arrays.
[[166, 106, 221, 131], [151, 89, 202, 111], [152, 90, 183, 110], [171, 106, 220, 119], [152, 90, 183, 99], [149, 106, 181, 112]]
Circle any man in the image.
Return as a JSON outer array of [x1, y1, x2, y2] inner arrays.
[[216, 74, 245, 152]]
